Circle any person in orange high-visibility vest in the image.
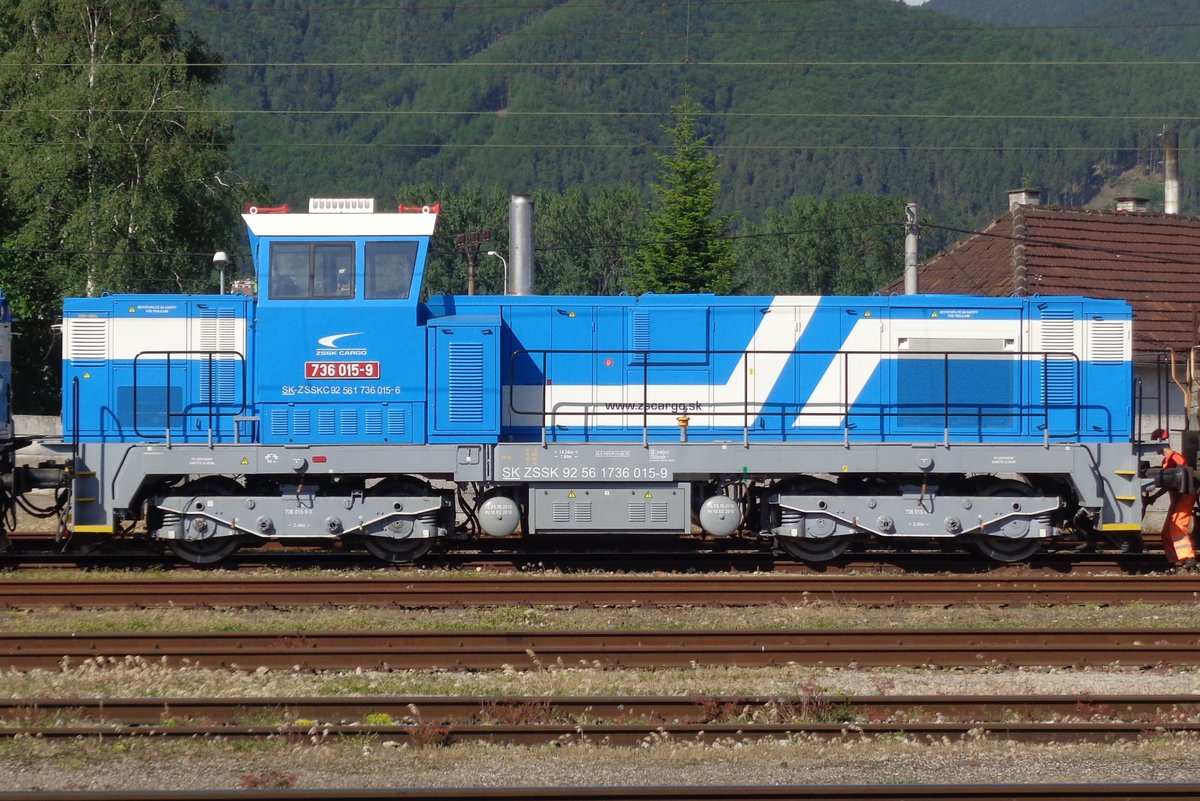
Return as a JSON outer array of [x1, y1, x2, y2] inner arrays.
[[1149, 429, 1197, 571]]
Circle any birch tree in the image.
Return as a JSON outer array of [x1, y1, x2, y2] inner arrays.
[[0, 0, 249, 410]]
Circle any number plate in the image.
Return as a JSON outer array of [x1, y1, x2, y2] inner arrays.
[[305, 361, 380, 380]]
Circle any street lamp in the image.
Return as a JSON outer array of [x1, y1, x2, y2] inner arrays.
[[213, 251, 230, 295], [486, 250, 508, 295]]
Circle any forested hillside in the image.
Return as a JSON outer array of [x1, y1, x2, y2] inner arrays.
[[923, 0, 1107, 26], [168, 0, 1200, 233]]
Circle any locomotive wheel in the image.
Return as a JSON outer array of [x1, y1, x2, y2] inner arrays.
[[362, 537, 434, 564], [168, 537, 240, 565], [361, 477, 437, 564], [773, 479, 852, 564], [970, 478, 1045, 563], [167, 477, 242, 565], [778, 535, 852, 563]]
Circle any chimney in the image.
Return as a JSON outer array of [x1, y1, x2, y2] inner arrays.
[[1008, 188, 1041, 209], [1164, 129, 1181, 215], [1115, 196, 1149, 213]]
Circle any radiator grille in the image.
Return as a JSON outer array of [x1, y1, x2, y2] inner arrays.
[[1038, 311, 1075, 353], [67, 318, 108, 363], [632, 312, 651, 351], [1039, 310, 1077, 406], [447, 342, 484, 423], [1091, 320, 1126, 362], [198, 307, 239, 351]]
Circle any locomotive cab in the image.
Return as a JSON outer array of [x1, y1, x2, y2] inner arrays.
[[245, 198, 436, 447]]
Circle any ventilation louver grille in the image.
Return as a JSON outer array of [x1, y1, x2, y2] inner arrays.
[[447, 343, 484, 423], [1091, 320, 1126, 362], [632, 312, 650, 352], [67, 319, 108, 363], [1039, 310, 1078, 406]]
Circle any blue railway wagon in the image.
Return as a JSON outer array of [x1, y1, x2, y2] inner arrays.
[[58, 199, 1144, 564]]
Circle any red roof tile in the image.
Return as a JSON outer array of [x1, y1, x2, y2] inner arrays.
[[890, 206, 1200, 354]]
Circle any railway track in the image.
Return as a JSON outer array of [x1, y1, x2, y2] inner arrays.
[[3, 628, 1197, 670], [3, 720, 1197, 745], [1, 575, 1197, 609], [0, 535, 1170, 575], [0, 784, 1197, 800], [3, 692, 1194, 725]]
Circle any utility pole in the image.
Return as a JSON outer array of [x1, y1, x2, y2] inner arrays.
[[904, 202, 919, 295], [455, 230, 493, 295]]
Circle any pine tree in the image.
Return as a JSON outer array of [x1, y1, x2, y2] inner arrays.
[[630, 94, 735, 295]]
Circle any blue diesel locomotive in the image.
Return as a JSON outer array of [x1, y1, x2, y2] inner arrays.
[[58, 198, 1143, 564]]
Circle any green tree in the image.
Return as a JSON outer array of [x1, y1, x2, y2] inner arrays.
[[735, 196, 906, 296], [0, 0, 249, 411], [630, 94, 736, 295], [404, 183, 509, 298], [535, 185, 644, 296]]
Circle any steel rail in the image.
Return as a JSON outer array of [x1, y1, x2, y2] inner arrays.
[[0, 540, 1174, 576], [0, 783, 1198, 800], [1, 693, 1195, 725], [1, 629, 1197, 670], [3, 720, 1198, 745], [1, 575, 1197, 609]]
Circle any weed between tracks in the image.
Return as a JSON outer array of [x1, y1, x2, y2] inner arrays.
[[0, 601, 1194, 635], [1, 655, 1199, 701], [0, 730, 1197, 768]]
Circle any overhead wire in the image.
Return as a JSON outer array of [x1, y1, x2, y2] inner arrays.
[[163, 0, 1196, 31], [0, 108, 1193, 123], [0, 141, 1168, 153], [21, 218, 1200, 269], [12, 59, 1200, 68]]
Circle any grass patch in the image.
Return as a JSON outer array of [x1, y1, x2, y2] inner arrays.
[[0, 602, 1195, 635]]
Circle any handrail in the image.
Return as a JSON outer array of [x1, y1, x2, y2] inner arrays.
[[71, 375, 80, 474], [131, 350, 248, 443], [509, 347, 1089, 445]]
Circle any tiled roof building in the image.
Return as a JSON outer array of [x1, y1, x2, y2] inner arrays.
[[891, 200, 1200, 355]]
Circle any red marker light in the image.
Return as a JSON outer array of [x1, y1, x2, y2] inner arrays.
[[312, 456, 328, 463], [244, 204, 290, 214]]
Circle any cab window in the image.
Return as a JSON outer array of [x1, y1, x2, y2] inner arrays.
[[269, 242, 355, 299], [365, 241, 418, 299]]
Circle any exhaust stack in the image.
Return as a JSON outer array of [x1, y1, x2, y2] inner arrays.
[[509, 195, 535, 296], [1164, 129, 1181, 215]]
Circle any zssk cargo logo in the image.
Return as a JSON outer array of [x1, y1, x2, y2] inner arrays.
[[315, 332, 368, 357]]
